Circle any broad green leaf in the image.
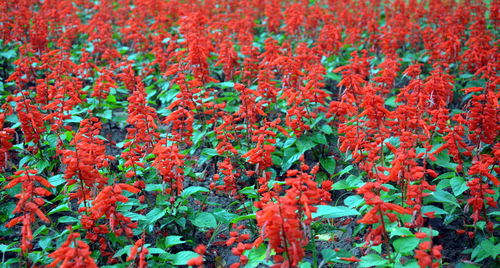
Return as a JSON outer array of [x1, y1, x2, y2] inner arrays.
[[48, 203, 70, 215], [296, 136, 316, 153], [430, 190, 460, 207], [172, 251, 199, 265], [201, 148, 218, 156], [389, 227, 413, 238], [282, 151, 302, 172], [393, 237, 419, 253], [433, 151, 458, 170], [146, 208, 166, 224], [450, 176, 468, 196], [335, 165, 353, 177], [38, 237, 52, 250], [145, 184, 163, 192], [283, 138, 296, 148], [385, 96, 398, 107], [471, 239, 498, 261], [320, 248, 352, 263], [435, 172, 455, 180], [312, 205, 359, 218], [320, 124, 333, 134], [48, 174, 65, 187], [181, 186, 209, 198], [344, 195, 363, 208], [97, 110, 113, 120], [312, 132, 327, 145], [58, 216, 78, 223], [422, 205, 448, 215], [320, 157, 336, 174], [230, 213, 256, 223], [113, 245, 133, 258], [244, 244, 267, 268], [192, 212, 217, 228], [106, 95, 116, 103], [212, 209, 237, 224], [122, 212, 147, 222], [164, 236, 185, 248], [239, 186, 258, 198], [148, 248, 167, 254], [36, 159, 50, 172], [360, 254, 388, 267]]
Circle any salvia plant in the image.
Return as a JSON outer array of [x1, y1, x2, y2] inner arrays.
[[0, 0, 498, 267]]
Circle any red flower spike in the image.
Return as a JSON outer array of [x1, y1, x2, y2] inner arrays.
[[4, 169, 53, 253], [47, 232, 98, 268]]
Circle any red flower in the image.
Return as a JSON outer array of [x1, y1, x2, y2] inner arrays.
[[4, 169, 53, 253], [339, 256, 361, 262], [47, 232, 97, 268], [187, 256, 204, 266]]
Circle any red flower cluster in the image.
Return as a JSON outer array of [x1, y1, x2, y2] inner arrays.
[[4, 169, 53, 253], [47, 231, 97, 268]]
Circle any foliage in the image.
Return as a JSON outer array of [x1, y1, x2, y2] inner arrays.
[[0, 0, 498, 267]]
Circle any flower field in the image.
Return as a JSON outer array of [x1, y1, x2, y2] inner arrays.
[[0, 0, 499, 267]]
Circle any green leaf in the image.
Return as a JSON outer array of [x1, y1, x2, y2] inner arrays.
[[48, 174, 65, 187], [58, 216, 78, 223], [296, 136, 316, 153], [36, 159, 50, 172], [38, 237, 52, 250], [172, 251, 199, 265], [283, 138, 296, 148], [145, 184, 163, 192], [213, 209, 237, 224], [146, 208, 166, 224], [393, 237, 419, 253], [239, 187, 258, 198], [421, 205, 448, 215], [430, 190, 460, 207], [148, 248, 167, 254], [312, 205, 359, 218], [122, 212, 146, 222], [201, 148, 218, 156], [230, 214, 256, 223], [312, 132, 327, 145], [106, 95, 116, 103], [471, 239, 498, 262], [181, 186, 209, 198], [418, 227, 439, 237], [433, 151, 458, 170], [0, 244, 10, 252], [192, 212, 217, 228], [320, 157, 336, 174], [385, 96, 398, 107], [435, 172, 455, 180], [164, 236, 185, 248], [344, 195, 363, 208], [97, 110, 113, 120], [0, 50, 16, 59], [244, 244, 267, 268], [299, 262, 312, 268], [389, 227, 413, 238], [359, 254, 388, 267], [335, 165, 353, 177], [48, 203, 70, 215], [320, 124, 333, 134], [450, 177, 468, 196], [113, 245, 133, 258], [282, 151, 302, 172], [455, 263, 481, 268], [320, 248, 352, 263], [332, 174, 361, 190], [471, 239, 498, 261]]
